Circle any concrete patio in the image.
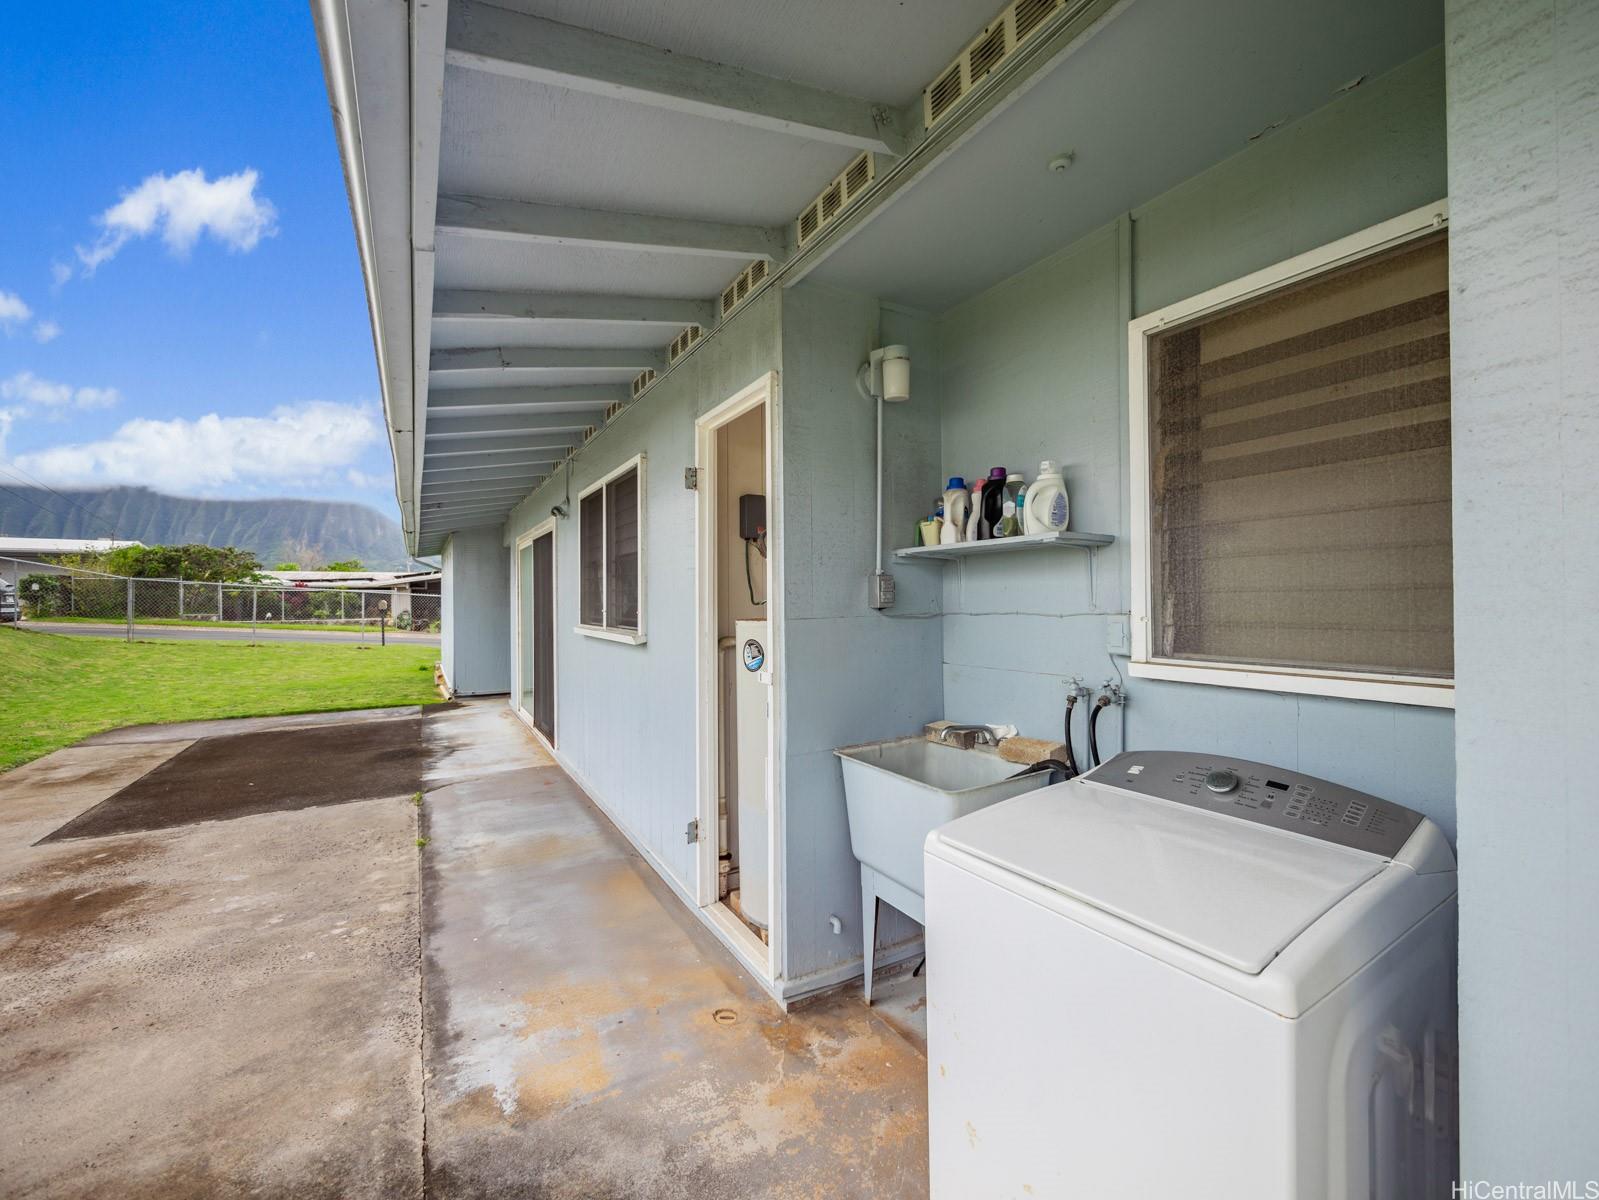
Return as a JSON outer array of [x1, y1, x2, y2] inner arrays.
[[0, 700, 928, 1199]]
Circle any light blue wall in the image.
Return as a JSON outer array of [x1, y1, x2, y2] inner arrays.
[[777, 284, 945, 990], [441, 526, 510, 696], [1445, 0, 1599, 1179], [935, 47, 1459, 837], [504, 289, 782, 894]]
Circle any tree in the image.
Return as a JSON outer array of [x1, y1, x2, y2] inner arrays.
[[273, 562, 300, 571], [103, 544, 265, 582], [324, 559, 364, 572]]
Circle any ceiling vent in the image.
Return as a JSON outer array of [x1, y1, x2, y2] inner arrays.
[[922, 0, 1064, 129], [581, 425, 598, 444], [631, 369, 656, 398], [795, 151, 876, 248], [720, 259, 772, 319], [668, 324, 704, 364], [604, 400, 626, 422]]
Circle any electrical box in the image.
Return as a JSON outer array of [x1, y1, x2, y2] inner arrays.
[[868, 570, 896, 610], [739, 493, 766, 541]]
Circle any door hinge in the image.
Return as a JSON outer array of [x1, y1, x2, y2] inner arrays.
[[684, 467, 700, 490], [685, 818, 700, 843]]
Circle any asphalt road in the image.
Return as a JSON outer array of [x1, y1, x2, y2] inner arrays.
[[23, 621, 441, 647]]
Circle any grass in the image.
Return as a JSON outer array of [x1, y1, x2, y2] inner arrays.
[[28, 616, 429, 635], [0, 626, 445, 772]]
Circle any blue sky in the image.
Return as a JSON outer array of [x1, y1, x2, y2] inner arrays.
[[0, 3, 396, 520]]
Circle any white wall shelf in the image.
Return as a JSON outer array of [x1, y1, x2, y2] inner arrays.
[[894, 529, 1114, 562]]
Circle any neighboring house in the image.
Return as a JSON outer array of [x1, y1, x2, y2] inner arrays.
[[0, 538, 144, 586], [259, 568, 442, 617], [315, 0, 1597, 1184]]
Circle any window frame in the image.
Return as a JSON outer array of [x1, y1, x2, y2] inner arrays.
[[575, 453, 647, 645], [1126, 200, 1454, 710]]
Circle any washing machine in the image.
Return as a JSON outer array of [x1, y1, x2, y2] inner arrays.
[[925, 750, 1457, 1200]]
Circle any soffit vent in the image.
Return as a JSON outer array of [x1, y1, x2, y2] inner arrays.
[[794, 151, 876, 248], [631, 369, 656, 398], [668, 324, 704, 364], [719, 259, 772, 319], [922, 0, 1064, 129], [604, 400, 626, 422], [582, 425, 598, 444]]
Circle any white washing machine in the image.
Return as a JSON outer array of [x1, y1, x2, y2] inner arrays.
[[925, 750, 1458, 1200]]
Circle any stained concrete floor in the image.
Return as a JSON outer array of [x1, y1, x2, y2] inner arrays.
[[0, 701, 931, 1198]]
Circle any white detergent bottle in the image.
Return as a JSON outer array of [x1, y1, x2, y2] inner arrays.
[[941, 477, 968, 544], [1024, 460, 1070, 533], [966, 480, 985, 540]]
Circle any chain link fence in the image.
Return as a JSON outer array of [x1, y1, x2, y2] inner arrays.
[[1, 557, 440, 644]]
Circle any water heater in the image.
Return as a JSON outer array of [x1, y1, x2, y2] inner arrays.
[[734, 619, 770, 929]]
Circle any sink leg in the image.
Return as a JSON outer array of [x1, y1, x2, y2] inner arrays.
[[861, 866, 878, 1005]]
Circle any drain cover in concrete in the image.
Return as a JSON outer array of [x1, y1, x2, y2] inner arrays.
[[42, 717, 432, 842]]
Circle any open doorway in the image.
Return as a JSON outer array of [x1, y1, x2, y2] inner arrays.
[[514, 519, 557, 748], [695, 373, 779, 980]]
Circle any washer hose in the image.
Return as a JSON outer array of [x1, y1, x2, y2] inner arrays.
[[1062, 692, 1080, 778], [1088, 696, 1112, 768]]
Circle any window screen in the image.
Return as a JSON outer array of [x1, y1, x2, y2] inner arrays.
[[1146, 231, 1452, 679], [579, 489, 604, 627], [578, 463, 641, 634]]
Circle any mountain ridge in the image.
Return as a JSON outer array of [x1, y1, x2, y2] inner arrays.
[[0, 485, 412, 568]]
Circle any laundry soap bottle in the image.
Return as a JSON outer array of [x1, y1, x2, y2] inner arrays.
[[982, 468, 1008, 537], [1024, 460, 1070, 533], [997, 472, 1025, 537], [966, 479, 985, 540], [940, 477, 968, 544]]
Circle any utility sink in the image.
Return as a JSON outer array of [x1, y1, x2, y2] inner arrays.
[[835, 735, 1052, 1001]]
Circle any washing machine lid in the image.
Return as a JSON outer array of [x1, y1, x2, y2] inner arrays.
[[929, 782, 1386, 975]]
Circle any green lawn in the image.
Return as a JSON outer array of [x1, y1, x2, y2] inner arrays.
[[0, 626, 444, 772], [29, 616, 415, 635]]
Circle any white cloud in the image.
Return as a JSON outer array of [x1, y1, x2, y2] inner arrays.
[[1, 370, 120, 411], [345, 468, 388, 489], [32, 320, 62, 344], [0, 290, 32, 332], [51, 262, 73, 289], [12, 401, 382, 494], [74, 168, 278, 275]]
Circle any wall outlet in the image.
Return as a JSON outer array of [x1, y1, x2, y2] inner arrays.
[[868, 570, 895, 610], [1106, 614, 1130, 654]]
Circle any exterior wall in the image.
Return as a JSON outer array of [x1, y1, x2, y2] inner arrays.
[[504, 290, 782, 897], [935, 47, 1460, 836], [776, 285, 945, 991], [440, 527, 511, 696], [1445, 0, 1599, 1180]]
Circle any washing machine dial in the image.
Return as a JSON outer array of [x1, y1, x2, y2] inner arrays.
[[1204, 768, 1240, 795]]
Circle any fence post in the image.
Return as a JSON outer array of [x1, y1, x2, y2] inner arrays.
[[125, 576, 134, 642], [178, 578, 184, 618], [252, 586, 258, 646]]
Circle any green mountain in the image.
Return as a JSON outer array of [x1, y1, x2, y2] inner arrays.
[[0, 486, 412, 569]]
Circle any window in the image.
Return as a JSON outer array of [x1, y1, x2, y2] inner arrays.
[[1129, 202, 1453, 707], [577, 455, 646, 643]]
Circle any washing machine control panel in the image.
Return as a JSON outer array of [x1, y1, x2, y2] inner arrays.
[[1084, 751, 1424, 859]]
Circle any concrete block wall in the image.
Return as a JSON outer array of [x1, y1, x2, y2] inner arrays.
[[1445, 0, 1599, 1179]]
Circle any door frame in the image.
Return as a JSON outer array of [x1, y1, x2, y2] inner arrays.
[[512, 516, 559, 753], [693, 370, 782, 984]]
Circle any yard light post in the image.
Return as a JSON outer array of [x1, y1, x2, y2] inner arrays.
[[378, 598, 389, 646], [29, 581, 38, 622]]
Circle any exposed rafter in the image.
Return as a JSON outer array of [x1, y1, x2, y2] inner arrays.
[[433, 289, 714, 328], [430, 348, 665, 374], [445, 0, 902, 155], [423, 434, 577, 458], [427, 385, 625, 411], [436, 194, 784, 261], [425, 412, 598, 439]]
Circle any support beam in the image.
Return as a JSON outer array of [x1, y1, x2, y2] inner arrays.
[[421, 466, 550, 486], [425, 459, 563, 479], [428, 385, 624, 412], [431, 348, 664, 373], [424, 446, 572, 467], [445, 0, 902, 155], [424, 435, 576, 457], [433, 289, 714, 328], [422, 491, 538, 506], [426, 413, 598, 439], [437, 193, 784, 262]]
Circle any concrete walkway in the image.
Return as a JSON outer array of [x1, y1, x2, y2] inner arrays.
[[0, 701, 929, 1198], [421, 704, 929, 1199]]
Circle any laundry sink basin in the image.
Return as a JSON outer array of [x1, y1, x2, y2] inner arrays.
[[835, 735, 1052, 1002]]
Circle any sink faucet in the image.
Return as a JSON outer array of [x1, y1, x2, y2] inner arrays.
[[937, 723, 1001, 747]]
